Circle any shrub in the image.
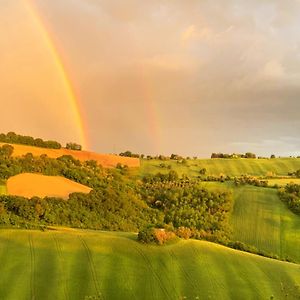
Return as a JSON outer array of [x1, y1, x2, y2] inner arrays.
[[153, 229, 176, 245], [138, 226, 176, 245], [176, 227, 192, 239]]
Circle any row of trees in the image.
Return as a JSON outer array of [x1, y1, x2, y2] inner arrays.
[[233, 175, 268, 187], [119, 151, 141, 158], [0, 132, 62, 149], [211, 152, 257, 159], [0, 132, 83, 151]]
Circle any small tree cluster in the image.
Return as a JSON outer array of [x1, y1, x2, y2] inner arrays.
[[233, 175, 268, 187], [211, 152, 256, 159], [66, 143, 82, 151], [119, 151, 141, 158], [138, 226, 176, 245]]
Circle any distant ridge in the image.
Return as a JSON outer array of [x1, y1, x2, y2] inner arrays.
[[0, 142, 140, 168]]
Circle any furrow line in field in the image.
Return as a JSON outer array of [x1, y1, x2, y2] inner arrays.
[[133, 245, 176, 300], [52, 233, 69, 300], [191, 244, 227, 295], [77, 235, 103, 300], [168, 250, 199, 291], [28, 234, 36, 300]]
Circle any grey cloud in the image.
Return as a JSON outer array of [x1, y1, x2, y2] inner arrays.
[[1, 0, 299, 156]]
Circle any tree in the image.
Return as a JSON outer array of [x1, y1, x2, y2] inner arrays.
[[245, 152, 256, 159], [66, 143, 82, 151], [270, 154, 276, 159], [199, 168, 207, 175], [0, 144, 14, 158]]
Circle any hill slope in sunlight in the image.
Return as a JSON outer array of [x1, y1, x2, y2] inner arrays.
[[0, 142, 140, 168], [1, 229, 300, 300], [7, 173, 92, 199]]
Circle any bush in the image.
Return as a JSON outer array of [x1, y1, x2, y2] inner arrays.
[[138, 226, 176, 245], [176, 227, 192, 239], [138, 226, 157, 244]]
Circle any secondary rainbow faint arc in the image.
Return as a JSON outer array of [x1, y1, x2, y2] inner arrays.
[[23, 0, 89, 150]]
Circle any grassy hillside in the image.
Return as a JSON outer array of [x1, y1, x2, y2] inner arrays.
[[1, 229, 300, 300], [0, 142, 140, 168], [140, 158, 300, 177], [7, 173, 92, 199], [231, 185, 300, 262]]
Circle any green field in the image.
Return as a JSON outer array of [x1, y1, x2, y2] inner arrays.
[[1, 229, 300, 300], [140, 158, 300, 177], [268, 178, 300, 187], [231, 185, 300, 262]]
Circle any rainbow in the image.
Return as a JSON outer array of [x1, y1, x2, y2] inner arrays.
[[23, 0, 89, 150], [139, 64, 162, 153]]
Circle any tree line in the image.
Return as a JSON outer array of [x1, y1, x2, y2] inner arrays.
[[211, 152, 257, 159], [0, 132, 83, 151]]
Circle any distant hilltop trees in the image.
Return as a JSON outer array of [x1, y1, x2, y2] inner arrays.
[[0, 132, 62, 149], [0, 132, 83, 151], [211, 152, 257, 159], [66, 142, 82, 151], [119, 151, 142, 158]]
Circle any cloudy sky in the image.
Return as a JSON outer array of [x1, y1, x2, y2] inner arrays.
[[1, 0, 300, 157]]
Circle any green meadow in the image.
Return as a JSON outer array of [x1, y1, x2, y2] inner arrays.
[[2, 145, 300, 299], [1, 228, 300, 300], [231, 185, 300, 263], [140, 158, 300, 177]]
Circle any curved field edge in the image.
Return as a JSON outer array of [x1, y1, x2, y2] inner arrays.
[[6, 173, 92, 199], [140, 158, 300, 177], [0, 229, 300, 300]]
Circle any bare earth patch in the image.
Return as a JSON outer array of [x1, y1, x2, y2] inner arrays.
[[7, 173, 92, 199]]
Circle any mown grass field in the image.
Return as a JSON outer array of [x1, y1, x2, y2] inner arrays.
[[140, 158, 300, 177], [231, 185, 300, 263], [1, 229, 300, 300]]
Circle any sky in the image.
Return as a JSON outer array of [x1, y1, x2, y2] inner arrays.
[[0, 0, 300, 157]]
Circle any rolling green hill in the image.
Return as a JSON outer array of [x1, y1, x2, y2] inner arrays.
[[1, 228, 300, 300], [140, 158, 300, 177], [231, 185, 300, 263]]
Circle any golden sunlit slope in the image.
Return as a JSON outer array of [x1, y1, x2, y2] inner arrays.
[[0, 143, 140, 168], [7, 173, 92, 199]]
